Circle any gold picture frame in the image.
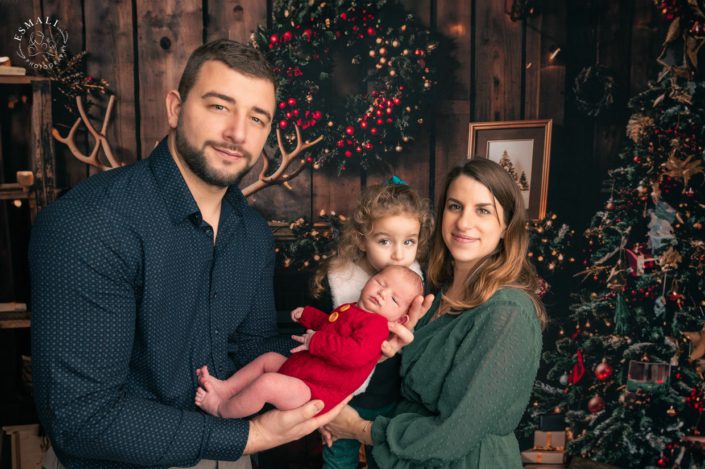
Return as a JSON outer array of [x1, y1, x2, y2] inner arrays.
[[467, 119, 552, 220]]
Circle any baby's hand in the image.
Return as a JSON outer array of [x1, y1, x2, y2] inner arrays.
[[291, 329, 316, 353], [290, 307, 304, 323]]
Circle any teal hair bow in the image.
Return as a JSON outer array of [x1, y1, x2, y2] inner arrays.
[[386, 175, 407, 185]]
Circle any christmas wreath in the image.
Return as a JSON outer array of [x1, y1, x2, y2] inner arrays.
[[252, 0, 438, 172], [572, 65, 616, 117]]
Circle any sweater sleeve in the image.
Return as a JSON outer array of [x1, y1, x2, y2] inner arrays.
[[370, 298, 541, 468], [298, 305, 330, 330]]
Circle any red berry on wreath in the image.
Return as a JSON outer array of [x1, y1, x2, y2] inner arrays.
[[279, 102, 287, 110], [287, 97, 297, 107], [312, 110, 322, 120], [360, 121, 368, 129], [270, 34, 279, 44], [367, 27, 375, 36], [370, 127, 378, 135], [345, 126, 354, 135], [279, 120, 288, 129], [282, 31, 293, 42], [344, 150, 352, 158]]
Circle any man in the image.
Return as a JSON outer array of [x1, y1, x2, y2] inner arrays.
[[29, 40, 351, 469]]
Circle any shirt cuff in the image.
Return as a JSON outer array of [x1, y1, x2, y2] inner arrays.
[[201, 414, 250, 461]]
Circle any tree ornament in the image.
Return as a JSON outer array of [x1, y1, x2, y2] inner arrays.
[[253, 0, 439, 172], [662, 153, 705, 188], [559, 372, 569, 386], [594, 360, 614, 381], [588, 394, 605, 413], [656, 455, 669, 467], [605, 199, 615, 210], [569, 349, 586, 385], [667, 405, 677, 417]]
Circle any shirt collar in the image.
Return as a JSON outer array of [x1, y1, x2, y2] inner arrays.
[[149, 137, 249, 225]]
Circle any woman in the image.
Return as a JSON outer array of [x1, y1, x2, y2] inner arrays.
[[322, 158, 546, 468]]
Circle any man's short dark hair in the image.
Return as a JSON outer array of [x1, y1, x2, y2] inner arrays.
[[178, 39, 277, 100]]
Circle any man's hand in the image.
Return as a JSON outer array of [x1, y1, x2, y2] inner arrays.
[[290, 329, 315, 353], [381, 293, 434, 358], [244, 395, 353, 455], [290, 307, 304, 323]]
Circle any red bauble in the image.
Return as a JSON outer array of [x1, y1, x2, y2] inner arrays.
[[595, 361, 614, 381], [588, 395, 605, 413]]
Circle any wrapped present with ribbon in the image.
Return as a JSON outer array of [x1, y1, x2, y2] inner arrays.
[[624, 247, 655, 277], [520, 449, 566, 464], [534, 431, 566, 451], [520, 430, 567, 464]]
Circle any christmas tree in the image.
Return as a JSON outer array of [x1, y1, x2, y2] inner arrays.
[[524, 3, 705, 467]]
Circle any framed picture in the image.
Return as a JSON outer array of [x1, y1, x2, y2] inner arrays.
[[467, 119, 552, 220]]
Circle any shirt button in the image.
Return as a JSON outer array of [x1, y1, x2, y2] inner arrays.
[[340, 304, 351, 312], [218, 365, 224, 373], [214, 329, 219, 335], [329, 312, 339, 322], [212, 292, 218, 299]]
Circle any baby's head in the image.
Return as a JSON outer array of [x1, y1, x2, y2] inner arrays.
[[357, 265, 424, 322]]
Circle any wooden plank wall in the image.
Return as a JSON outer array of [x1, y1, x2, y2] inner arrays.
[[0, 0, 668, 229]]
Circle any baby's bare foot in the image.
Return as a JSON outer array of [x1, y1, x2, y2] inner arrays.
[[194, 365, 230, 417]]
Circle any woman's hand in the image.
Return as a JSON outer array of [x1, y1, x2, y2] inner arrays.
[[320, 404, 371, 447], [381, 293, 434, 358]]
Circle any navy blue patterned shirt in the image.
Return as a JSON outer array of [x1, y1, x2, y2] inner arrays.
[[29, 138, 293, 468]]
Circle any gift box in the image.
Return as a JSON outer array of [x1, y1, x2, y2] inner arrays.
[[539, 414, 566, 431], [521, 449, 566, 464], [534, 430, 566, 451]]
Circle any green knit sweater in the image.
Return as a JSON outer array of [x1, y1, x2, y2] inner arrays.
[[370, 288, 542, 468]]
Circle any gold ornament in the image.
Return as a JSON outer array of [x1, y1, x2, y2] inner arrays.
[[667, 406, 677, 417], [662, 151, 705, 189], [395, 145, 403, 152]]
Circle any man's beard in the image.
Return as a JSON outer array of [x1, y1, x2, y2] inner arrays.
[[175, 121, 254, 188]]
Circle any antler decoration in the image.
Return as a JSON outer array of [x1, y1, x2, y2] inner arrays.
[[242, 123, 323, 197], [52, 95, 123, 171]]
